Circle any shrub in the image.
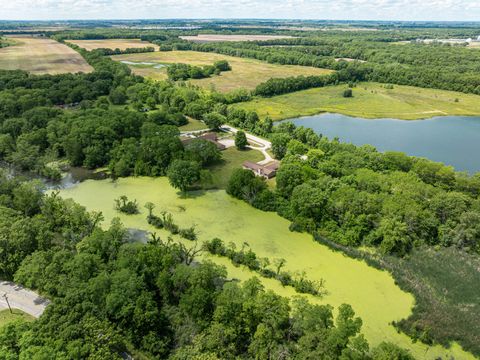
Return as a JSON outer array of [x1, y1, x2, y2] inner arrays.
[[179, 226, 197, 241], [203, 238, 227, 255], [114, 196, 139, 215], [343, 88, 353, 98], [214, 60, 231, 72], [147, 215, 164, 229], [161, 212, 179, 234]]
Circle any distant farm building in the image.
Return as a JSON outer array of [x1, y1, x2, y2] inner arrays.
[[243, 160, 280, 179], [181, 132, 226, 151]]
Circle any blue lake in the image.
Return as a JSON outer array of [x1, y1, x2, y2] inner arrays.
[[283, 113, 480, 174]]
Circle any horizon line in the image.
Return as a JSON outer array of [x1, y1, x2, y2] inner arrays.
[[1, 18, 480, 23]]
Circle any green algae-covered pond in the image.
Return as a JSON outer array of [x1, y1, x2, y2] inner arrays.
[[57, 177, 475, 360]]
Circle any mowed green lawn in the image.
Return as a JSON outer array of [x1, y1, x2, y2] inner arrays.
[[208, 147, 264, 189], [0, 309, 34, 328], [179, 117, 209, 132], [237, 82, 480, 120], [111, 51, 332, 92]]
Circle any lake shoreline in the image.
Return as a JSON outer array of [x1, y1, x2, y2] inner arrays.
[[279, 110, 480, 122], [281, 113, 480, 174]]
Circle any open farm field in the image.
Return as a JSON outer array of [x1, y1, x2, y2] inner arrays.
[[0, 36, 93, 74], [179, 34, 296, 42], [237, 82, 480, 120], [112, 50, 332, 92], [57, 177, 475, 360], [66, 39, 159, 51]]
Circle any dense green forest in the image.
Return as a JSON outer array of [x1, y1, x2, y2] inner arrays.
[[0, 174, 415, 359], [0, 49, 230, 182], [1, 25, 480, 358], [226, 118, 480, 256], [185, 39, 480, 95]]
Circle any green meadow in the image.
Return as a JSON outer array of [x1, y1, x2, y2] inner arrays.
[[237, 82, 480, 120], [178, 117, 209, 132], [111, 50, 332, 92], [57, 177, 475, 360]]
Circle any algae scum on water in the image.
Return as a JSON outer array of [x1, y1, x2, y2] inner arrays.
[[57, 177, 475, 360]]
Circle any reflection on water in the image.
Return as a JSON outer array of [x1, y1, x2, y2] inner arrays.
[[0, 162, 108, 190], [58, 167, 108, 190], [282, 113, 480, 174], [120, 60, 166, 69]]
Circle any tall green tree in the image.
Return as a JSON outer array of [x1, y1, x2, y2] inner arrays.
[[235, 131, 248, 150], [167, 160, 201, 195]]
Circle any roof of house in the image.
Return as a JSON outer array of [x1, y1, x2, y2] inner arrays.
[[243, 161, 263, 171], [243, 160, 280, 177], [199, 132, 218, 141], [263, 160, 280, 171]]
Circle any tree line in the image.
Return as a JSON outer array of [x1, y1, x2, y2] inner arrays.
[[167, 60, 231, 81], [53, 26, 480, 96], [226, 118, 480, 257], [0, 48, 230, 186], [91, 46, 156, 56], [177, 36, 480, 95]]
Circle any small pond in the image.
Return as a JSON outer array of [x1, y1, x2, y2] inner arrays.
[[0, 162, 108, 190], [120, 60, 166, 69], [282, 113, 480, 174]]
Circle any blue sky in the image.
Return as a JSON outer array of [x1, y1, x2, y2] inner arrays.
[[1, 0, 480, 21]]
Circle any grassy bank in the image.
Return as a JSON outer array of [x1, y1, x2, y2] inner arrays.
[[179, 117, 209, 132], [56, 177, 475, 360], [389, 247, 480, 356], [236, 82, 480, 120], [111, 50, 332, 92], [0, 309, 34, 328], [315, 234, 480, 358]]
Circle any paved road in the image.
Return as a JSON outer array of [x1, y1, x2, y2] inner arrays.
[[220, 125, 273, 164], [0, 281, 49, 318], [181, 124, 275, 163]]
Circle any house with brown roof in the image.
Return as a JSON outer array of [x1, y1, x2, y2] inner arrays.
[[181, 132, 226, 151], [243, 160, 280, 179]]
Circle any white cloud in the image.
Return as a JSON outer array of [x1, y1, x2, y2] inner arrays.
[[0, 0, 479, 20]]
